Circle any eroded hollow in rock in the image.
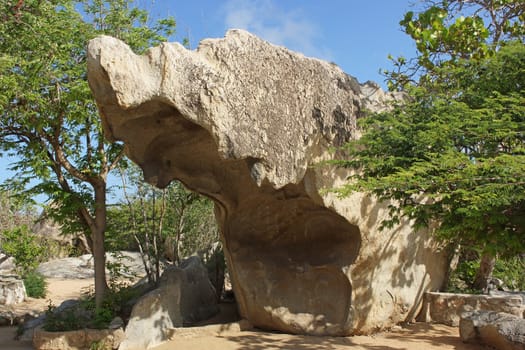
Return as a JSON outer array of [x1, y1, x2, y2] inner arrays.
[[115, 100, 361, 335]]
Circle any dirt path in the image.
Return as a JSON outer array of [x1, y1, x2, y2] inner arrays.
[[1, 278, 490, 350], [1, 278, 94, 350], [151, 323, 489, 350]]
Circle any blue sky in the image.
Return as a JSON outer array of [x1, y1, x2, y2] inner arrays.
[[1, 0, 419, 202], [141, 0, 418, 86]]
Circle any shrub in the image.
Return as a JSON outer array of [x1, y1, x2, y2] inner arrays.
[[43, 302, 87, 332], [1, 225, 45, 275], [493, 256, 525, 291], [43, 284, 142, 331], [23, 270, 47, 298], [447, 251, 525, 293]]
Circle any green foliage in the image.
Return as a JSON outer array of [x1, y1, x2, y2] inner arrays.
[[1, 225, 45, 274], [338, 1, 524, 284], [23, 270, 47, 298], [339, 42, 525, 257], [493, 255, 525, 291], [448, 252, 525, 292], [385, 0, 525, 90], [44, 301, 87, 332], [0, 0, 178, 306], [44, 283, 141, 331], [107, 165, 217, 285]]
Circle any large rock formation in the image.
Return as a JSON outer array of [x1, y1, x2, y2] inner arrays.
[[87, 29, 448, 335]]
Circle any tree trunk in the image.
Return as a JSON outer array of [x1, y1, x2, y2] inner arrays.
[[93, 183, 108, 308], [441, 243, 461, 291], [472, 252, 496, 292]]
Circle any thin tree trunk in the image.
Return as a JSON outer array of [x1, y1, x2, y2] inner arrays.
[[473, 252, 496, 292], [119, 168, 153, 284], [93, 183, 108, 308], [441, 243, 461, 291]]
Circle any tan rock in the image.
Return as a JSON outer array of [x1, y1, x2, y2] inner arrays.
[[33, 327, 124, 350], [87, 29, 447, 335]]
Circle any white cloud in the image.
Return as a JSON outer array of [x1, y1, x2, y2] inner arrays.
[[222, 0, 332, 61]]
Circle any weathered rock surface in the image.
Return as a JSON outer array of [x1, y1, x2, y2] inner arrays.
[[460, 310, 525, 350], [32, 212, 90, 257], [0, 275, 26, 305], [420, 291, 525, 326], [87, 29, 448, 335], [0, 253, 16, 274], [120, 256, 218, 350], [33, 327, 125, 350]]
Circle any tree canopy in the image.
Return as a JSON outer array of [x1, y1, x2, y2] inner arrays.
[[0, 0, 176, 306], [337, 0, 524, 289]]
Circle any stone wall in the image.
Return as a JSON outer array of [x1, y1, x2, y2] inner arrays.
[[420, 292, 525, 326]]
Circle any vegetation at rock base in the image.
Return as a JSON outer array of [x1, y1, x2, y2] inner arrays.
[[107, 164, 218, 286], [337, 0, 525, 292], [43, 283, 141, 331], [22, 270, 47, 298], [1, 224, 49, 297], [1, 225, 45, 273], [0, 0, 176, 308]]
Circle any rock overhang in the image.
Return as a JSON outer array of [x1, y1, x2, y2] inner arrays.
[[87, 29, 447, 336]]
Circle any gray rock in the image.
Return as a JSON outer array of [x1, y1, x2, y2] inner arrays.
[[0, 275, 26, 305], [87, 29, 448, 335], [37, 251, 146, 279], [460, 310, 525, 350], [120, 256, 218, 350], [164, 256, 220, 325], [420, 292, 524, 326], [0, 253, 16, 274], [37, 255, 95, 279]]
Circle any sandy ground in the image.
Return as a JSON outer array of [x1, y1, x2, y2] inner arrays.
[[151, 323, 490, 350], [1, 278, 94, 350], [1, 278, 490, 350]]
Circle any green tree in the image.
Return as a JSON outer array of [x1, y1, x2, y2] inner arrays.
[[0, 0, 176, 307], [386, 0, 525, 90], [107, 164, 217, 285], [338, 1, 524, 291]]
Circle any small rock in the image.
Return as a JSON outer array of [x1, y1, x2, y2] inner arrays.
[[108, 316, 124, 329], [0, 275, 26, 305]]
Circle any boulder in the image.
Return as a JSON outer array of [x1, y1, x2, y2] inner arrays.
[[460, 310, 525, 350], [120, 256, 218, 350], [0, 275, 26, 305], [87, 29, 448, 335], [32, 212, 90, 257], [37, 251, 146, 279], [168, 256, 220, 325], [0, 253, 16, 274]]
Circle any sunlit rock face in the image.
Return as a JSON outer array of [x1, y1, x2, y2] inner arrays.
[[87, 29, 447, 335]]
